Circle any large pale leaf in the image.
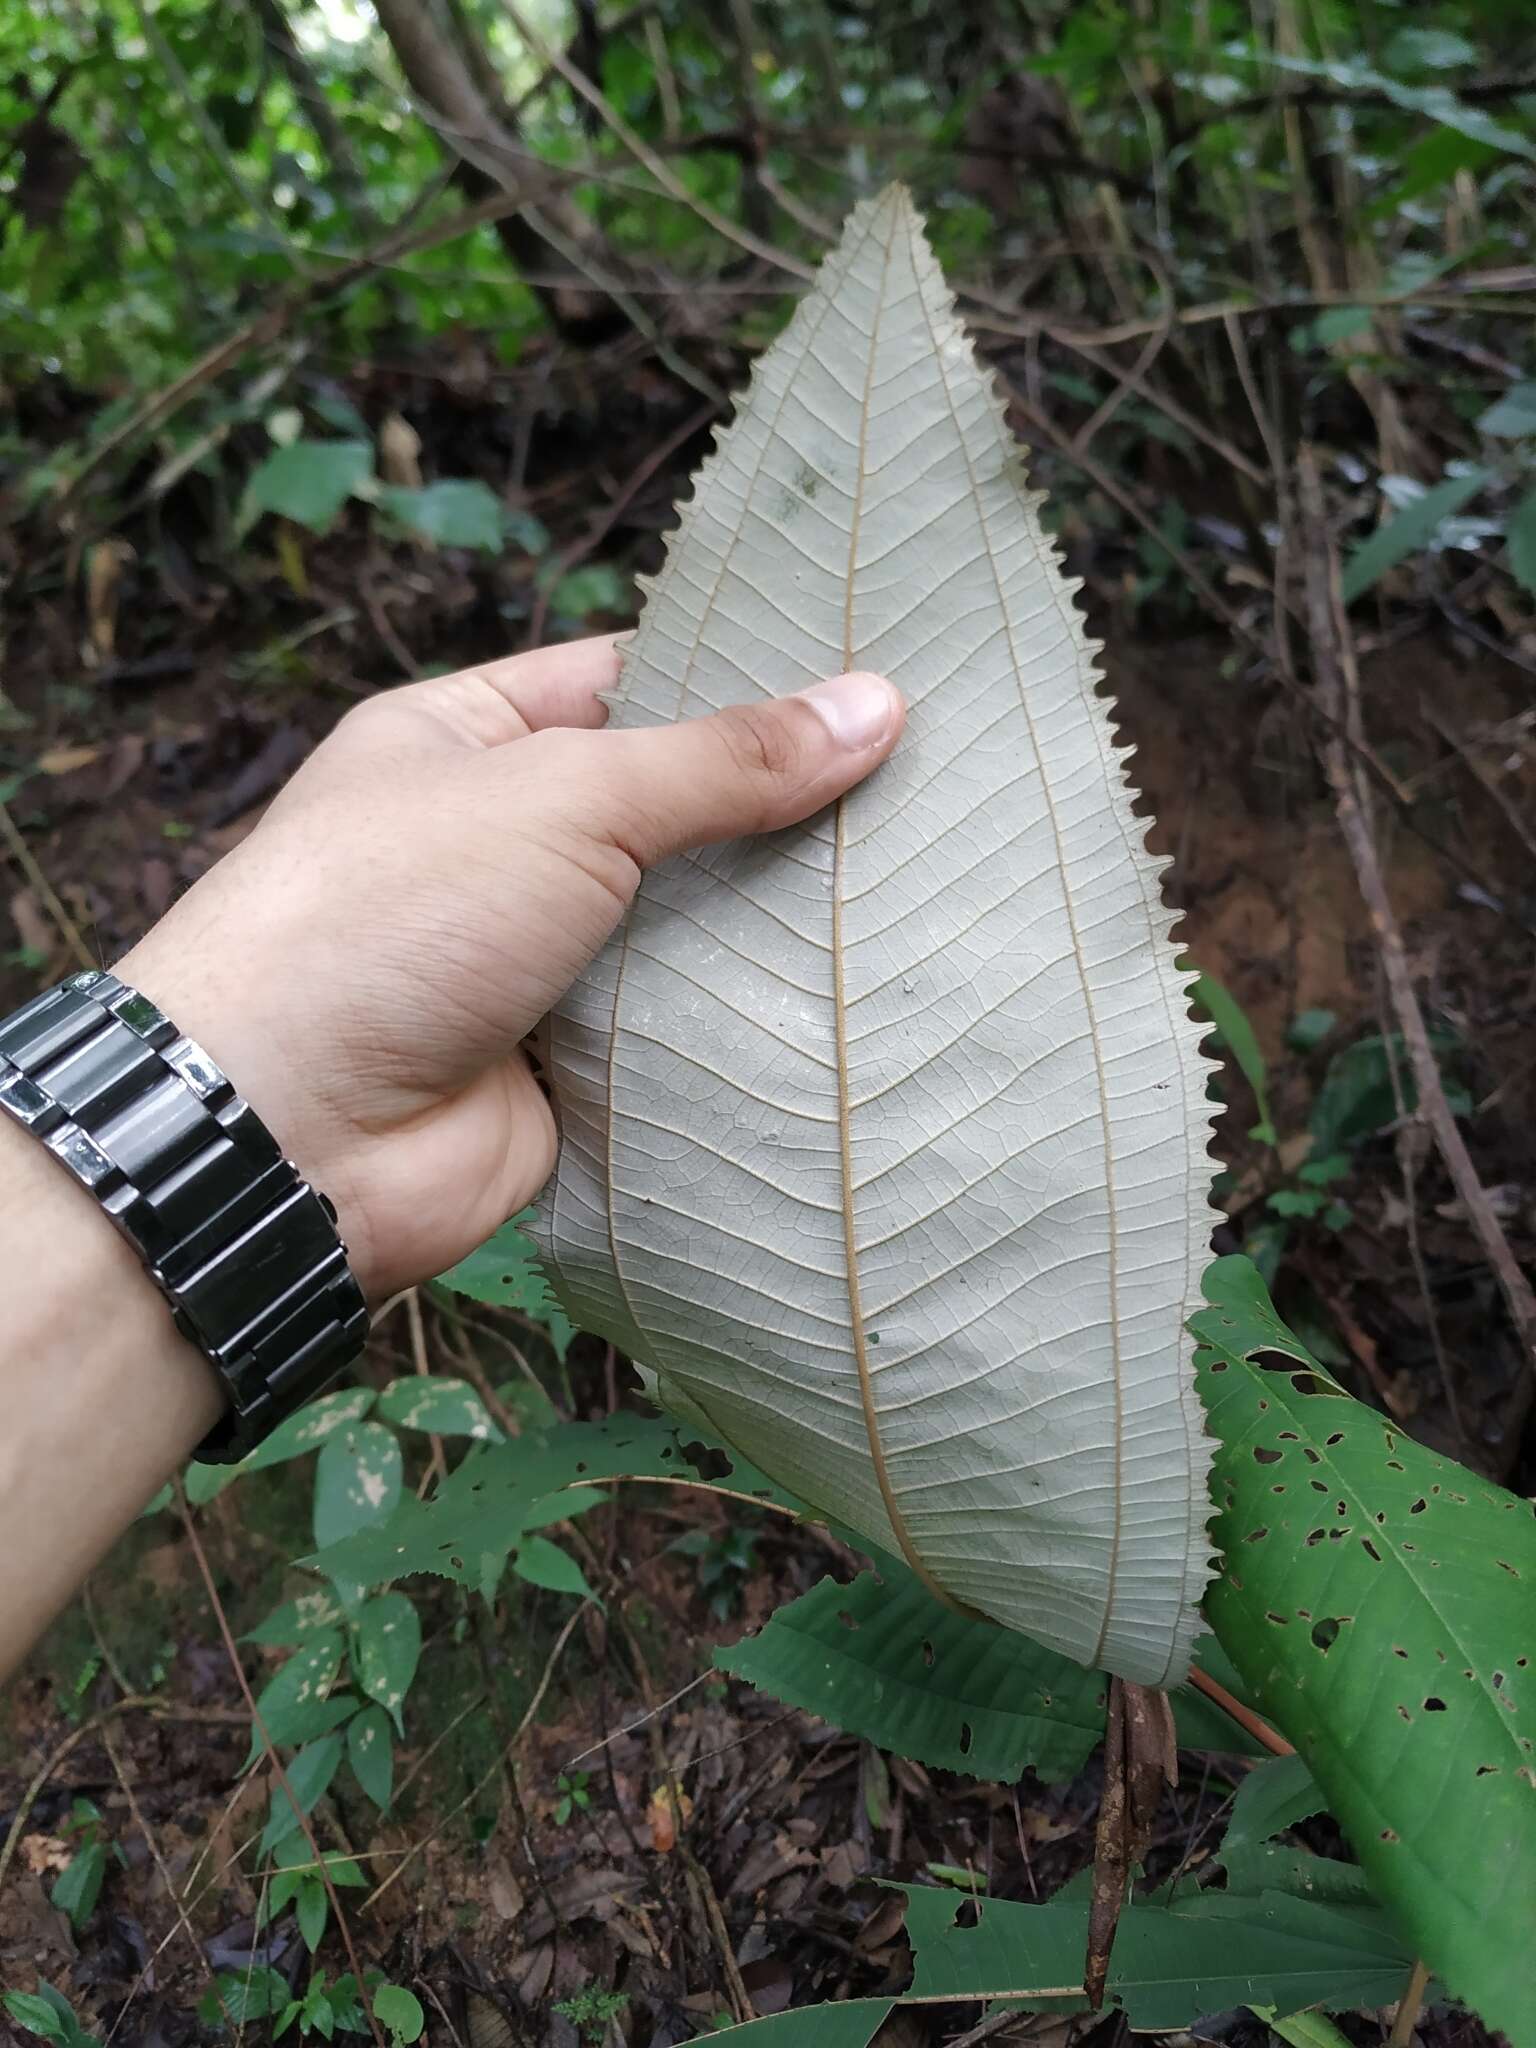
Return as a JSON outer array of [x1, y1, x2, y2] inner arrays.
[[533, 184, 1216, 1685]]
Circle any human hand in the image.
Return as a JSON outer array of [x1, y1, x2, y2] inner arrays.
[[120, 639, 903, 1297]]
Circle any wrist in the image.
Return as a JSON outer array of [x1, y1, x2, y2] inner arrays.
[[115, 938, 383, 1297]]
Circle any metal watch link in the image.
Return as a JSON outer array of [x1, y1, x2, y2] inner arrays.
[[0, 968, 368, 1462]]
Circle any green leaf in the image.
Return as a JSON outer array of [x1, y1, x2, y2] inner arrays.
[[313, 1422, 403, 1552], [1477, 383, 1536, 440], [1507, 486, 1536, 598], [243, 1631, 347, 1763], [3, 1992, 69, 2042], [243, 1589, 349, 1646], [1340, 468, 1493, 604], [372, 1986, 425, 2045], [200, 1966, 290, 2026], [347, 1703, 395, 1809], [550, 563, 627, 618], [1287, 1007, 1336, 1053], [379, 480, 504, 552], [50, 1840, 106, 1929], [706, 2003, 893, 2044], [511, 1534, 596, 1601], [354, 1591, 421, 1731], [1382, 27, 1478, 71], [1196, 1255, 1536, 2047], [304, 1413, 697, 1588], [376, 1376, 502, 1440], [1254, 2007, 1356, 2048], [434, 1215, 574, 1358], [184, 1460, 236, 1505], [894, 1854, 1417, 2023], [718, 1550, 1264, 1782], [239, 1388, 377, 1473], [1221, 1754, 1326, 1865], [1309, 1029, 1462, 1156], [239, 439, 374, 536], [297, 1875, 328, 1953], [1191, 972, 1275, 1141], [260, 1734, 344, 1854]]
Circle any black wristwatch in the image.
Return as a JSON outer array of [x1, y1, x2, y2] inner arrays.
[[0, 968, 369, 1462]]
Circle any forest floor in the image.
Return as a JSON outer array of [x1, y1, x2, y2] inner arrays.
[[2, 365, 1532, 2048]]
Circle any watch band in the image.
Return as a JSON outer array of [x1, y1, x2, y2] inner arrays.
[[0, 968, 368, 1462]]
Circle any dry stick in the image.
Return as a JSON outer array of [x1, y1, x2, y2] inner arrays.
[[0, 800, 96, 971], [175, 1489, 389, 2048], [361, 1599, 589, 1913], [100, 1722, 234, 2027], [405, 1287, 448, 1493], [1298, 449, 1536, 1376], [1388, 1955, 1433, 2048], [502, 0, 814, 284]]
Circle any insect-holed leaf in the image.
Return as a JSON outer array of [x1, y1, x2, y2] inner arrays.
[[1197, 1255, 1536, 2048], [534, 182, 1217, 1686]]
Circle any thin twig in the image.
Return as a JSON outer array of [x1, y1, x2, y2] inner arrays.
[[362, 1600, 590, 1912], [1388, 1956, 1433, 2048], [1298, 447, 1536, 1376], [0, 801, 95, 970], [1186, 1667, 1294, 1757], [176, 1488, 388, 2048]]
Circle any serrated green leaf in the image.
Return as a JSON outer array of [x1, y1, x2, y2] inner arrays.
[[894, 1856, 1416, 2024], [313, 1422, 403, 1552], [353, 1591, 421, 1732], [434, 1215, 574, 1358], [379, 479, 503, 552], [511, 1534, 596, 1601], [1196, 1255, 1536, 2047], [239, 438, 373, 536], [347, 1703, 394, 1809], [304, 1413, 694, 1587], [243, 1632, 346, 1764], [1341, 468, 1493, 604], [1221, 1754, 1326, 1865], [260, 1734, 344, 1854], [718, 1550, 1264, 1782], [376, 1376, 502, 1440]]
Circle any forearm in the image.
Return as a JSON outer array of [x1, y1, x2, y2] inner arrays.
[[0, 1117, 223, 1679]]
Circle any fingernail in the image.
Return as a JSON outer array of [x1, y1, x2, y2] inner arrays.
[[798, 671, 900, 749]]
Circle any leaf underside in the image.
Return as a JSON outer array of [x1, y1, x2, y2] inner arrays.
[[534, 183, 1217, 1685]]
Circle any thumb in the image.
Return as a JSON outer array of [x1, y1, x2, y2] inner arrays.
[[589, 671, 904, 865]]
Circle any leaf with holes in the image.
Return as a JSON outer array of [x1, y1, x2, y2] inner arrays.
[[718, 1548, 1265, 1782], [893, 1850, 1417, 2025], [1196, 1255, 1536, 2047], [532, 183, 1217, 1688], [304, 1414, 734, 1588]]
